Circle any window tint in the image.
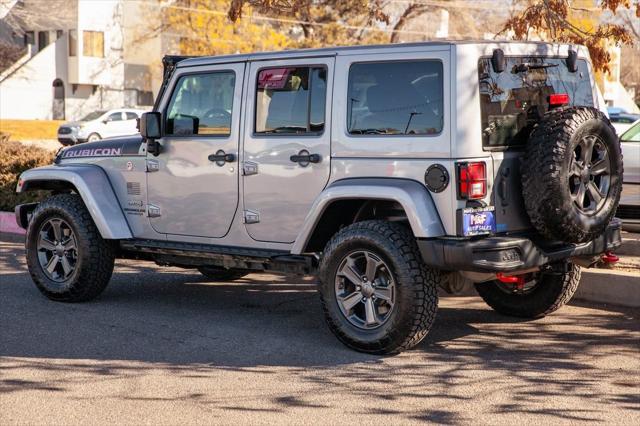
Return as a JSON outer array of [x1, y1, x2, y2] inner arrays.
[[166, 71, 235, 136], [125, 112, 138, 120], [347, 61, 443, 135], [479, 57, 594, 148], [108, 112, 123, 122], [255, 66, 326, 134]]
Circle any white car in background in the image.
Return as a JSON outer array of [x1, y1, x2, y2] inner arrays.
[[57, 109, 145, 145], [618, 119, 640, 231]]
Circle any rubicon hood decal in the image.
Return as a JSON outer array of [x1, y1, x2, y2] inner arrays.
[[59, 135, 144, 159]]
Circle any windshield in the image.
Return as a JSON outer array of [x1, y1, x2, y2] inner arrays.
[[479, 57, 594, 148], [80, 110, 107, 121], [621, 121, 640, 142]]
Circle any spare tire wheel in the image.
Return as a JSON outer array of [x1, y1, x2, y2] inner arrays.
[[521, 106, 622, 244]]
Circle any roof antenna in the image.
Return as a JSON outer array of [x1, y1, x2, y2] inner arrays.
[[491, 48, 505, 73]]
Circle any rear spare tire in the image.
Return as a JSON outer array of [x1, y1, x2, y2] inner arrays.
[[521, 106, 622, 243]]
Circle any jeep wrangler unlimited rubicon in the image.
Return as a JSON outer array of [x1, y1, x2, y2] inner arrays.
[[16, 42, 623, 354]]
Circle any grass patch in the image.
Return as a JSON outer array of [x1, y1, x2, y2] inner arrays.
[[0, 120, 63, 141]]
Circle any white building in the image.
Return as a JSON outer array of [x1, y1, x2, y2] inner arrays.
[[0, 0, 171, 121]]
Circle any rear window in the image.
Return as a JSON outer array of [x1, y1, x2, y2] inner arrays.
[[479, 57, 594, 148], [347, 60, 444, 135]]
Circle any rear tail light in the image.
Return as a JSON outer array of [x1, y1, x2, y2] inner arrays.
[[549, 93, 569, 106], [457, 162, 487, 200]]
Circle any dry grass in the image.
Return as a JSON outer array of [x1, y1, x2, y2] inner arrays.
[[0, 141, 56, 211], [0, 119, 62, 141]]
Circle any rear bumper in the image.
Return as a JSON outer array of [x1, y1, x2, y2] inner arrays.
[[418, 218, 622, 273]]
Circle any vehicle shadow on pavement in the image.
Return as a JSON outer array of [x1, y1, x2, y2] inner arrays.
[[2, 245, 639, 423]]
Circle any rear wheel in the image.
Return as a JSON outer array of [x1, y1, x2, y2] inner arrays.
[[318, 220, 440, 354], [26, 194, 115, 302], [87, 133, 101, 143], [197, 266, 249, 281], [474, 263, 581, 318]]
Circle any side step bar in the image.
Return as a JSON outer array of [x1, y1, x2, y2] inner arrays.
[[119, 239, 314, 275]]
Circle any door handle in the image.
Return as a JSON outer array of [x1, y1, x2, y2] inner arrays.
[[290, 150, 321, 167], [208, 150, 236, 166]]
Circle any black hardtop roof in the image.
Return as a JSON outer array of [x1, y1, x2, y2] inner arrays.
[[176, 40, 577, 68]]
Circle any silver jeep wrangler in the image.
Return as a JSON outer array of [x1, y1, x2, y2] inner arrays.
[[16, 41, 623, 354]]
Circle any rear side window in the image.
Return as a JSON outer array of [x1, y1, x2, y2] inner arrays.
[[479, 57, 594, 148], [255, 66, 327, 135], [347, 60, 444, 135], [166, 71, 235, 136], [125, 112, 138, 120]]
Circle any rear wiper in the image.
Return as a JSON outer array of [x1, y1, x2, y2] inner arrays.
[[512, 63, 559, 73]]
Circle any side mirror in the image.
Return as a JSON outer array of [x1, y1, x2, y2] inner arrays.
[[140, 112, 162, 156], [140, 112, 161, 139]]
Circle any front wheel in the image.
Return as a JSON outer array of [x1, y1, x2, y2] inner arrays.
[[25, 194, 115, 302], [318, 220, 440, 354], [474, 263, 581, 318], [87, 133, 101, 143]]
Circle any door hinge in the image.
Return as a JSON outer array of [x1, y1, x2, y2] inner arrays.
[[146, 159, 160, 172], [243, 209, 260, 224], [147, 204, 161, 218], [242, 161, 258, 176]]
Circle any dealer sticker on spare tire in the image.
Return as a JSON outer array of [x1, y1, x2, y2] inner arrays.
[[460, 206, 496, 236]]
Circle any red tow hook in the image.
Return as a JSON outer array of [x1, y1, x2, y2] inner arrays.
[[601, 251, 619, 264], [496, 272, 526, 290]]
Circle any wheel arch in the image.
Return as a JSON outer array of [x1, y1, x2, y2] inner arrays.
[[291, 178, 445, 254], [17, 165, 132, 239]]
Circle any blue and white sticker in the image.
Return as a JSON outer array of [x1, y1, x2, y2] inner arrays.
[[462, 206, 496, 236]]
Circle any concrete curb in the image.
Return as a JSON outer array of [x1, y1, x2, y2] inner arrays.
[[574, 269, 640, 308], [0, 211, 24, 235]]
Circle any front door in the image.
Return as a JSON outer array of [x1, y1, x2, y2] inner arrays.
[[243, 57, 333, 243], [147, 63, 244, 238]]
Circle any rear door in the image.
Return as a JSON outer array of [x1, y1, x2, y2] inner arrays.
[[147, 63, 244, 238], [242, 57, 334, 243], [123, 111, 140, 135], [478, 55, 596, 232]]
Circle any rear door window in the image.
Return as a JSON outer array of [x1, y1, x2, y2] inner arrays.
[[255, 66, 327, 135], [347, 60, 444, 135], [479, 57, 594, 148]]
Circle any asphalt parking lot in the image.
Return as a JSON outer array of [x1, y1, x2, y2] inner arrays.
[[1, 239, 639, 425]]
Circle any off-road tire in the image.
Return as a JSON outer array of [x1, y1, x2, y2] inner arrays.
[[521, 106, 622, 243], [318, 220, 440, 355], [25, 194, 115, 302], [474, 263, 581, 318], [197, 266, 249, 281]]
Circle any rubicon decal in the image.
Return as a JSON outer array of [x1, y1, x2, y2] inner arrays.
[[57, 135, 144, 160], [62, 147, 122, 158]]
